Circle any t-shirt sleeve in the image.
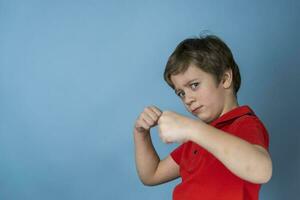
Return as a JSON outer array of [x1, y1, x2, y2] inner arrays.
[[231, 115, 270, 151], [170, 143, 185, 165]]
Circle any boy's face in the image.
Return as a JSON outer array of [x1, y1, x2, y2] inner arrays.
[[170, 65, 233, 124]]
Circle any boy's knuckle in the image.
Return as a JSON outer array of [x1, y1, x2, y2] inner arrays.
[[164, 110, 170, 115], [140, 113, 146, 119], [157, 117, 162, 124]]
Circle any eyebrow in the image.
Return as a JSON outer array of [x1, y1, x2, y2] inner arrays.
[[174, 79, 199, 93]]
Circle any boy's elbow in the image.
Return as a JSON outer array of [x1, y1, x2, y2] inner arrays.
[[253, 157, 273, 184], [142, 181, 156, 186], [252, 145, 273, 184], [140, 177, 157, 186], [260, 160, 273, 184], [256, 170, 272, 184]]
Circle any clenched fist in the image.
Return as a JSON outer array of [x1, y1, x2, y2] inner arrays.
[[134, 106, 162, 134], [134, 106, 201, 144], [157, 111, 199, 144]]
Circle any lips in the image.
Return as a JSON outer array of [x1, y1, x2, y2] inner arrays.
[[192, 106, 203, 113]]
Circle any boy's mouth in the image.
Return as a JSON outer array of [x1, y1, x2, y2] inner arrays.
[[192, 106, 203, 114]]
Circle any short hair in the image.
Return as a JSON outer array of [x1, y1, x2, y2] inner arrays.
[[163, 35, 241, 96]]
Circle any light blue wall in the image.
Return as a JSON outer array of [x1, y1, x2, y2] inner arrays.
[[1, 0, 299, 199]]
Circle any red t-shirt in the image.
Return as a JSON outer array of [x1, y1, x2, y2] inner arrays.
[[170, 105, 270, 200]]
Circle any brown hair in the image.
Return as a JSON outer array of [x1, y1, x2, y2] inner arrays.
[[163, 35, 241, 96]]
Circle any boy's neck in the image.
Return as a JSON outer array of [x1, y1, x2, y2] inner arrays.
[[221, 95, 239, 117]]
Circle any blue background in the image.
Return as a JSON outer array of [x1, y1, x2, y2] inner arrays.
[[1, 0, 299, 199]]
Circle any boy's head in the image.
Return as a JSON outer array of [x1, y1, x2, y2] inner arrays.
[[164, 35, 241, 122], [164, 35, 241, 96]]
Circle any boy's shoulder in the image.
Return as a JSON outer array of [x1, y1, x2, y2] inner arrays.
[[232, 109, 266, 129], [228, 107, 268, 134], [230, 109, 270, 149], [211, 105, 258, 127]]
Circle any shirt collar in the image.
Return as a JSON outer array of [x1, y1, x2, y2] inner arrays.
[[209, 105, 255, 127]]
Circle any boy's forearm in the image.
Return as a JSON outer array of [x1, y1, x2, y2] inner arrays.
[[134, 130, 160, 185], [189, 122, 272, 184]]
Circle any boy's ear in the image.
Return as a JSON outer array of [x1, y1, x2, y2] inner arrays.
[[222, 69, 233, 89]]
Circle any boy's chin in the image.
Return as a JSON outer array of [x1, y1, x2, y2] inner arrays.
[[193, 114, 205, 122], [193, 114, 211, 124]]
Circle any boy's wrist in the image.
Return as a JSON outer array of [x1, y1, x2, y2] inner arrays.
[[134, 128, 151, 139], [187, 120, 204, 142]]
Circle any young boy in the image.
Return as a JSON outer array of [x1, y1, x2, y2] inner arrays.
[[133, 35, 272, 200]]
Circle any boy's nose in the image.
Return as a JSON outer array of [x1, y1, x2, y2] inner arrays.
[[184, 92, 196, 105]]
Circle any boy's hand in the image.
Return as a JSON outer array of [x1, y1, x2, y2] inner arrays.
[[134, 106, 162, 134], [157, 111, 200, 143]]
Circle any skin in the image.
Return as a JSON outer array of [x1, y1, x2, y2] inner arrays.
[[133, 64, 273, 186]]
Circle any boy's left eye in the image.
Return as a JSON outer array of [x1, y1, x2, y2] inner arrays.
[[190, 82, 199, 89]]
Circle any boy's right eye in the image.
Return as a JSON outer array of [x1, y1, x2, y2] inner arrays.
[[176, 91, 185, 98]]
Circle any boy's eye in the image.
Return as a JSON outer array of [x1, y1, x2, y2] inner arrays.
[[190, 82, 199, 90], [176, 91, 185, 98], [175, 83, 199, 98]]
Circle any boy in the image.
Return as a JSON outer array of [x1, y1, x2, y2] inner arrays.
[[133, 35, 272, 200]]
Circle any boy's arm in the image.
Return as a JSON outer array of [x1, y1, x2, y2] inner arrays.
[[134, 129, 180, 186], [158, 111, 273, 184], [189, 123, 272, 184]]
